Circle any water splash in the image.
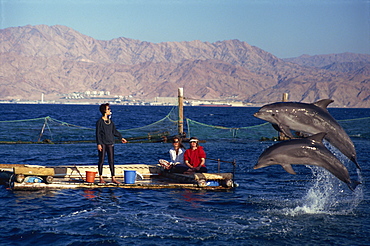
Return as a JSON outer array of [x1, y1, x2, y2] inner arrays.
[[284, 139, 364, 216], [286, 165, 363, 216]]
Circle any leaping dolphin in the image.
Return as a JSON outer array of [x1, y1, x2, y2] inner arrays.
[[253, 99, 360, 170], [254, 132, 360, 191]]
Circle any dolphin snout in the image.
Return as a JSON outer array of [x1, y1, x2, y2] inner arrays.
[[253, 112, 260, 118], [253, 112, 265, 120]]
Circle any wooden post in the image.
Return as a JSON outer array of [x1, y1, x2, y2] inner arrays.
[[282, 93, 289, 102], [178, 88, 184, 136], [279, 93, 289, 141]]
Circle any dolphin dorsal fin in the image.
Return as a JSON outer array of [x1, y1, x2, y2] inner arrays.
[[308, 132, 327, 142], [313, 99, 334, 109]]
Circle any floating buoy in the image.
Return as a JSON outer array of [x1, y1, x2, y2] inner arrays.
[[25, 176, 43, 183], [44, 176, 54, 184], [16, 174, 25, 183]]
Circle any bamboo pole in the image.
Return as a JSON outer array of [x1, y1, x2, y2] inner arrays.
[[178, 88, 184, 136]]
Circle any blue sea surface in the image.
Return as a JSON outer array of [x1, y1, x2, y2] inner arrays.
[[0, 104, 369, 246]]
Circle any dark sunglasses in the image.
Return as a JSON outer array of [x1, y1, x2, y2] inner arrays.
[[173, 140, 179, 143]]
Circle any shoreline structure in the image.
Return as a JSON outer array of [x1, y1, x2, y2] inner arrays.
[[0, 97, 256, 107]]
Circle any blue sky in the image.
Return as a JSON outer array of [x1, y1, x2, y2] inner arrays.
[[1, 0, 369, 58]]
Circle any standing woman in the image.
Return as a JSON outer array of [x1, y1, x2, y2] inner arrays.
[[96, 103, 127, 184], [184, 137, 207, 173]]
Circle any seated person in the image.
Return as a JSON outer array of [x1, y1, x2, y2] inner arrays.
[[159, 136, 188, 173], [184, 137, 207, 174], [169, 136, 189, 173]]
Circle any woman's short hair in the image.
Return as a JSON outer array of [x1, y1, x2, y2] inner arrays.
[[99, 103, 110, 115]]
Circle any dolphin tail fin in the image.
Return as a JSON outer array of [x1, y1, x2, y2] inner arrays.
[[313, 99, 334, 109], [347, 180, 362, 191], [281, 164, 296, 175]]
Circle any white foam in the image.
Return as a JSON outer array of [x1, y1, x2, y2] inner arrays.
[[284, 165, 363, 216]]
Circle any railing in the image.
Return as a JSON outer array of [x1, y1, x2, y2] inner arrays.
[[206, 158, 237, 176]]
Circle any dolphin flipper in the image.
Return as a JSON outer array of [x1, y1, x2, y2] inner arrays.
[[272, 123, 281, 132], [308, 132, 327, 142], [271, 124, 294, 139], [279, 124, 295, 138], [281, 164, 296, 174]]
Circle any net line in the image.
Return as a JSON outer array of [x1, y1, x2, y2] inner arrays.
[[186, 118, 278, 140], [0, 107, 369, 143], [0, 107, 179, 143], [186, 116, 370, 140]]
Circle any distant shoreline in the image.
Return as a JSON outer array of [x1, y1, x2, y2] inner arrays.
[[0, 99, 260, 107], [0, 100, 365, 108]]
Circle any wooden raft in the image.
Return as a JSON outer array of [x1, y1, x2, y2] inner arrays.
[[1, 164, 236, 191], [10, 179, 234, 191]]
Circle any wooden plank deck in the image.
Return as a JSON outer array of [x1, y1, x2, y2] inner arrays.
[[10, 178, 233, 191], [1, 164, 236, 191]]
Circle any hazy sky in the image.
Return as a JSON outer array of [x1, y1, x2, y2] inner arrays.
[[1, 0, 369, 58]]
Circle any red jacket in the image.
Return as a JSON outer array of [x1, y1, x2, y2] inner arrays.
[[184, 146, 206, 168]]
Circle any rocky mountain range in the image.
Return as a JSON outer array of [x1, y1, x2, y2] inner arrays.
[[0, 24, 369, 107]]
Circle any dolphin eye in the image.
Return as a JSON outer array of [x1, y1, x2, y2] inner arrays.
[[271, 114, 275, 116]]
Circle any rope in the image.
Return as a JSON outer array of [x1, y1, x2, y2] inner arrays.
[[186, 118, 270, 130], [47, 117, 95, 130], [206, 157, 235, 164], [120, 106, 177, 132], [0, 116, 49, 123], [338, 117, 370, 122]]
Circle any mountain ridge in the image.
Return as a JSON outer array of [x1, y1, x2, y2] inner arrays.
[[0, 25, 369, 107]]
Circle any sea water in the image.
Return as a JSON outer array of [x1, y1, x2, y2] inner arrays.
[[0, 104, 369, 245]]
